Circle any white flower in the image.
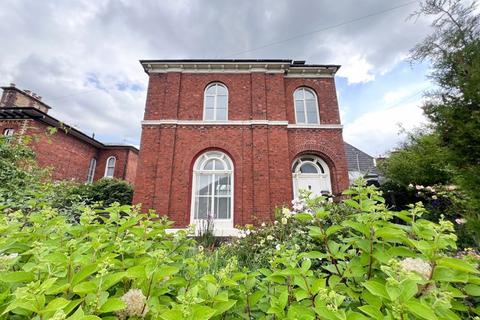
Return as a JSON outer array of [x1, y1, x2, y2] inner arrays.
[[119, 289, 148, 318], [446, 185, 457, 191], [274, 221, 278, 225], [400, 258, 432, 280], [240, 233, 246, 238], [426, 186, 433, 192], [431, 195, 438, 200], [415, 185, 424, 190], [408, 183, 414, 189], [455, 218, 467, 225], [281, 217, 288, 225], [198, 245, 204, 252], [261, 222, 266, 227], [275, 244, 281, 251], [266, 235, 274, 241], [245, 229, 251, 235]]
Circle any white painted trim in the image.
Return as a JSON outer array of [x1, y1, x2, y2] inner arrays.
[[142, 119, 289, 126], [284, 74, 333, 78], [287, 124, 343, 129], [203, 83, 229, 121], [104, 156, 116, 178], [293, 87, 320, 125], [166, 228, 242, 237]]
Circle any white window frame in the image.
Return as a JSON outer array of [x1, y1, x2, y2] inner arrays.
[[293, 87, 320, 125], [3, 128, 15, 137], [104, 156, 116, 178], [203, 83, 228, 121], [86, 158, 97, 183], [190, 151, 234, 231]]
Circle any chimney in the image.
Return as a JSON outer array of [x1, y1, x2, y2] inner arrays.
[[0, 84, 51, 113]]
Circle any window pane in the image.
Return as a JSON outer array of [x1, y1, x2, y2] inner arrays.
[[294, 89, 303, 100], [216, 85, 227, 95], [296, 110, 305, 123], [203, 159, 214, 170], [215, 174, 230, 195], [305, 100, 318, 123], [204, 108, 214, 120], [205, 86, 216, 95], [205, 96, 215, 109], [300, 163, 318, 173], [195, 197, 210, 219], [215, 197, 230, 219], [217, 95, 227, 109], [304, 89, 315, 100], [197, 175, 212, 195], [106, 167, 114, 177], [216, 108, 227, 121], [215, 160, 225, 171]]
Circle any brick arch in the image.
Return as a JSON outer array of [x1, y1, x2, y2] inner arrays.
[[181, 137, 243, 227], [290, 141, 342, 195]]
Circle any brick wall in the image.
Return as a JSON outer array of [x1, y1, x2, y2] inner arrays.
[[134, 71, 349, 226], [95, 148, 138, 183]]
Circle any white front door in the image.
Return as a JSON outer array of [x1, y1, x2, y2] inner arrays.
[[292, 156, 332, 199]]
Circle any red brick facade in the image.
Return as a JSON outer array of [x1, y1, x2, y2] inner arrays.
[[1, 85, 138, 183], [134, 60, 349, 228]]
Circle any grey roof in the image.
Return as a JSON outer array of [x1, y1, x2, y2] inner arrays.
[[344, 142, 378, 176]]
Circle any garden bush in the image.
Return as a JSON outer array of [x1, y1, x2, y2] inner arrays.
[[0, 183, 479, 319]]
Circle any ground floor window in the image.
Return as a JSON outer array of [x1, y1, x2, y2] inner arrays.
[[191, 151, 233, 230], [292, 155, 332, 198]]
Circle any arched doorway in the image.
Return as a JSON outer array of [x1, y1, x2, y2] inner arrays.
[[292, 155, 332, 198]]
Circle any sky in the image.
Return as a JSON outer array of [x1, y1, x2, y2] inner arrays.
[[0, 0, 438, 156]]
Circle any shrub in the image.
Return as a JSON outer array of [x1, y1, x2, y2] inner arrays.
[[1, 184, 479, 319]]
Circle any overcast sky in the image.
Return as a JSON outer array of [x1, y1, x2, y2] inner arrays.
[[0, 0, 437, 156]]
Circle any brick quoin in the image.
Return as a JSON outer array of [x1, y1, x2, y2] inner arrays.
[[134, 60, 350, 228]]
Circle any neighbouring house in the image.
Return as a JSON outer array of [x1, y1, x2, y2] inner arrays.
[[0, 84, 138, 184], [134, 59, 350, 235], [344, 142, 379, 185]]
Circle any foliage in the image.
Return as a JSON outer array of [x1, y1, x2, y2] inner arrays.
[[1, 184, 479, 319], [378, 131, 452, 187], [410, 0, 480, 240]]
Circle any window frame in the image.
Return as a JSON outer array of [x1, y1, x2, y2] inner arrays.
[[190, 151, 234, 225], [86, 158, 97, 183], [293, 87, 320, 125], [104, 156, 116, 178], [203, 82, 229, 121], [3, 128, 15, 137]]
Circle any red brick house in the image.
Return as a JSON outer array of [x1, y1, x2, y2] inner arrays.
[[0, 84, 138, 184], [134, 59, 349, 234]]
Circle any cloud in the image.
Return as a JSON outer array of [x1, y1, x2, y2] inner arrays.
[[0, 0, 435, 147], [343, 99, 428, 156]]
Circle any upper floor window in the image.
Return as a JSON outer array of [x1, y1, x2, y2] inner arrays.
[[86, 158, 97, 183], [104, 156, 116, 178], [3, 128, 14, 137], [204, 83, 228, 121], [294, 87, 319, 124]]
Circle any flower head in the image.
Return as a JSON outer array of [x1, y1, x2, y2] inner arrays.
[[266, 235, 274, 241], [119, 289, 148, 318], [399, 258, 432, 280], [455, 218, 467, 225], [281, 217, 288, 225]]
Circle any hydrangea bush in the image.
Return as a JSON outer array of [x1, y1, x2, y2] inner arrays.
[[0, 184, 479, 319]]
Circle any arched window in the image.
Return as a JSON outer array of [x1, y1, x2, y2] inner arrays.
[[294, 87, 319, 124], [104, 156, 116, 178], [191, 151, 233, 230], [292, 155, 331, 198], [204, 83, 228, 121], [86, 158, 97, 183]]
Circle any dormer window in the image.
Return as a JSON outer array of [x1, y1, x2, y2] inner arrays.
[[294, 87, 320, 124], [204, 83, 228, 121]]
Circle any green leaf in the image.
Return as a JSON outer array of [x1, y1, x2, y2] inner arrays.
[[326, 225, 343, 236], [98, 298, 126, 313], [72, 264, 97, 286], [101, 272, 126, 290], [41, 298, 70, 313], [362, 280, 389, 300], [213, 300, 236, 316], [160, 309, 183, 320], [72, 281, 97, 294], [406, 300, 437, 320], [295, 213, 313, 221], [191, 305, 216, 320], [358, 305, 383, 319], [155, 266, 180, 280], [0, 271, 34, 283], [464, 284, 480, 296], [437, 257, 479, 274]]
